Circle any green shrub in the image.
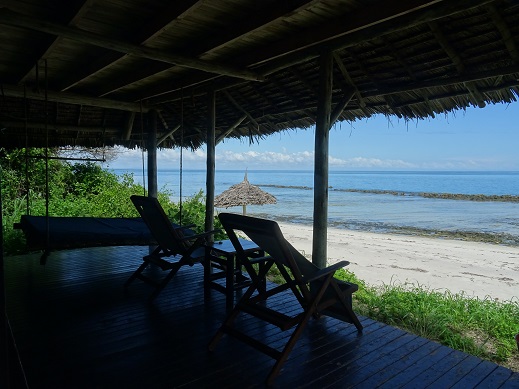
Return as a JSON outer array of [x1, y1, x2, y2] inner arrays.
[[334, 268, 519, 367], [1, 149, 224, 254]]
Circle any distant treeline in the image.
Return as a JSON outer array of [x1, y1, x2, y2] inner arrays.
[[258, 184, 519, 203]]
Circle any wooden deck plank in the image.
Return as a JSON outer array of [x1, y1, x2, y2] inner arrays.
[[4, 246, 517, 388], [362, 340, 444, 387], [473, 366, 514, 388]]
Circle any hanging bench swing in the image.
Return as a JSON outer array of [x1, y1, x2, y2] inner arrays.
[[13, 62, 180, 264]]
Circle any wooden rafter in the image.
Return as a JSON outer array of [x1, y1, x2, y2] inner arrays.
[[103, 1, 321, 101], [0, 8, 263, 82], [1, 84, 148, 112], [486, 3, 519, 62], [216, 114, 247, 144], [117, 0, 453, 102], [330, 89, 355, 126], [60, 0, 203, 94], [196, 0, 322, 59], [2, 120, 118, 133], [145, 0, 497, 103], [223, 90, 259, 128], [333, 53, 367, 109], [255, 0, 495, 76], [428, 20, 486, 107], [157, 125, 181, 146], [17, 0, 95, 84]]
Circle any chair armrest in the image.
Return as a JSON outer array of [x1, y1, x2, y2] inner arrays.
[[248, 255, 273, 265], [178, 229, 221, 241], [173, 224, 196, 230], [305, 260, 350, 283]]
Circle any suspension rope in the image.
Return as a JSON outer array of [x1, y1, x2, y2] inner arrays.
[[44, 59, 50, 253], [179, 88, 184, 225], [24, 83, 29, 215], [140, 100, 146, 196]]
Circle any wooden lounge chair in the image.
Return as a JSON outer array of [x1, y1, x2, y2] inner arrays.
[[125, 195, 215, 301], [209, 213, 363, 385]]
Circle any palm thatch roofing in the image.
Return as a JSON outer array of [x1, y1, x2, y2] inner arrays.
[[1, 0, 519, 151], [214, 174, 277, 209]]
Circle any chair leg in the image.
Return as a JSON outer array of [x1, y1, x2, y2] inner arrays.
[[148, 263, 182, 301], [266, 306, 317, 385], [332, 282, 363, 332], [124, 260, 149, 288], [208, 308, 241, 351]]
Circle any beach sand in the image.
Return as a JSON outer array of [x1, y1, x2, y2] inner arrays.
[[278, 222, 519, 302]]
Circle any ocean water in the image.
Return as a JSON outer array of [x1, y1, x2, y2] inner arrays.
[[114, 169, 519, 238]]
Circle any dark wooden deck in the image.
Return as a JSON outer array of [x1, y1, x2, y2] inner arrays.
[[5, 246, 518, 388]]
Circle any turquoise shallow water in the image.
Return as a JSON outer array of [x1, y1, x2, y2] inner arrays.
[[114, 169, 519, 238]]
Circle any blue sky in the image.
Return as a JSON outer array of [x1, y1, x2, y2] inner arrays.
[[108, 102, 519, 171]]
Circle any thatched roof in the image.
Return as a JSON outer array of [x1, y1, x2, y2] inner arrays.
[[1, 1, 519, 150], [215, 175, 276, 208]]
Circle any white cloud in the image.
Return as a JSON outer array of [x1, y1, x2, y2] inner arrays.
[[106, 146, 505, 171]]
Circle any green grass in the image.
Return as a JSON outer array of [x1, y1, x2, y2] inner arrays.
[[335, 268, 519, 370], [261, 255, 518, 370]]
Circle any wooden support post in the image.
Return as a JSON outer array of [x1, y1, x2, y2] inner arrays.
[[205, 90, 216, 239], [0, 173, 8, 389], [312, 51, 333, 269], [147, 110, 158, 198]]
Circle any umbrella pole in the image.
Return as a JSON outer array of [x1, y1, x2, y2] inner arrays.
[[242, 205, 246, 215]]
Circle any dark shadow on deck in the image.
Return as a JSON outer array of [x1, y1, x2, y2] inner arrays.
[[5, 246, 518, 388]]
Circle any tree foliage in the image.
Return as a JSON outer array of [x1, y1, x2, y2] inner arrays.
[[1, 148, 224, 255]]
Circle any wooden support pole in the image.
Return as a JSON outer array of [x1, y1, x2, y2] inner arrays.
[[147, 110, 158, 198], [0, 169, 8, 389], [205, 90, 216, 238], [312, 51, 333, 269]]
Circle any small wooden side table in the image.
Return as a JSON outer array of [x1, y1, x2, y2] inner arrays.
[[204, 238, 264, 311]]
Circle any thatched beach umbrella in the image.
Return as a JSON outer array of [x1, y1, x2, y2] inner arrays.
[[214, 172, 276, 215]]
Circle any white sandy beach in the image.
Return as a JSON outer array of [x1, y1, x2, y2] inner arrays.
[[278, 222, 519, 302]]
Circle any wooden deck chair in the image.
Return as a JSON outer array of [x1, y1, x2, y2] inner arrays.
[[209, 213, 363, 385], [125, 195, 214, 300]]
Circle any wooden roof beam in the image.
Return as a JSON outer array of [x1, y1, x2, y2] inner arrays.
[[428, 21, 486, 108], [147, 0, 499, 104], [255, 77, 519, 121], [255, 0, 496, 76], [61, 0, 203, 93], [0, 8, 263, 82], [390, 79, 519, 110], [99, 1, 320, 99], [222, 90, 260, 128], [1, 120, 119, 133], [486, 3, 519, 63], [157, 124, 181, 147], [330, 89, 355, 126], [333, 53, 367, 109], [196, 0, 322, 59], [135, 0, 452, 102], [17, 0, 94, 84], [1, 83, 148, 113], [216, 114, 247, 144], [428, 21, 465, 73]]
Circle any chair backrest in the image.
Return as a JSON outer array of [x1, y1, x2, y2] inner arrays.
[[218, 213, 320, 280], [130, 195, 188, 253]]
